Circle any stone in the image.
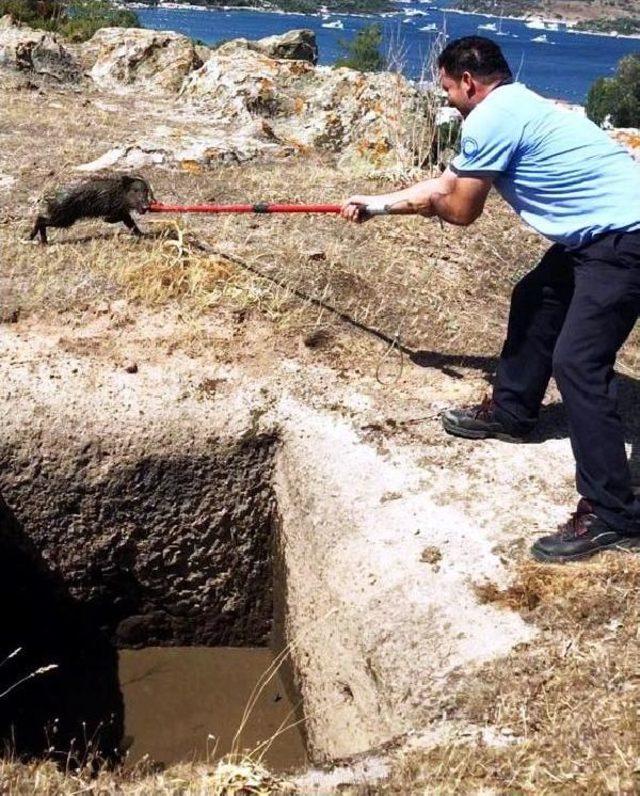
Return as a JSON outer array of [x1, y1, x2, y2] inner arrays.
[[180, 44, 425, 170], [420, 545, 442, 565], [0, 17, 79, 82], [122, 359, 138, 374], [247, 29, 318, 64], [304, 249, 326, 261], [87, 27, 202, 94]]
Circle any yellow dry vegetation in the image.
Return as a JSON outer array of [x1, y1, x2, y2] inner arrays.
[[0, 757, 298, 795], [381, 554, 640, 794]]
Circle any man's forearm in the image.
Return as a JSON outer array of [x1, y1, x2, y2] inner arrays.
[[370, 176, 448, 215]]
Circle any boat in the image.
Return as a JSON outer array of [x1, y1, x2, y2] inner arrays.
[[322, 19, 344, 28], [479, 16, 508, 35], [526, 19, 547, 30], [419, 22, 438, 30], [532, 33, 548, 42]]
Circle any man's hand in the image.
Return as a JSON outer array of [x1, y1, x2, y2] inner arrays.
[[341, 195, 377, 224], [341, 188, 440, 222]]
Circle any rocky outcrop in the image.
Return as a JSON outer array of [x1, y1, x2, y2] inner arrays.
[[610, 128, 640, 161], [88, 27, 203, 94], [75, 119, 289, 171], [236, 28, 318, 64], [181, 42, 425, 169], [0, 15, 79, 81], [14, 24, 430, 170]]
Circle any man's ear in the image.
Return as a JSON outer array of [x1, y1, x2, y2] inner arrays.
[[461, 71, 474, 95]]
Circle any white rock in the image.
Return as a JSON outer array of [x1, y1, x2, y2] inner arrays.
[[181, 45, 426, 170], [88, 27, 202, 94], [238, 29, 318, 64], [0, 173, 15, 191]]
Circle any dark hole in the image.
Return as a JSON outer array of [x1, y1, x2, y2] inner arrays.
[[0, 432, 307, 771]]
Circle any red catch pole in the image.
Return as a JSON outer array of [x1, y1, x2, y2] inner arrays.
[[149, 201, 344, 215]]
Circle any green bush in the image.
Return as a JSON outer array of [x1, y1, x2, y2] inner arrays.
[[0, 0, 62, 27], [586, 53, 640, 127], [335, 23, 385, 73], [60, 0, 139, 41], [0, 0, 138, 41]]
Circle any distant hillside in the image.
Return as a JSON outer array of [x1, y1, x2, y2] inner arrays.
[[450, 0, 640, 31], [133, 0, 396, 12]]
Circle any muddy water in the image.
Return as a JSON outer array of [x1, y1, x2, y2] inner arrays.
[[119, 647, 307, 771]]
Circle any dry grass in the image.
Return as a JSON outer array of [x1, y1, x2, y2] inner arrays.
[[377, 554, 640, 794], [2, 56, 639, 376], [0, 72, 546, 367], [0, 757, 298, 794]]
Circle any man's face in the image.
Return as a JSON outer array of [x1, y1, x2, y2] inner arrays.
[[439, 68, 474, 118]]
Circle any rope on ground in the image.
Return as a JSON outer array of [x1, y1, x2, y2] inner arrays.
[[375, 333, 404, 386], [190, 234, 409, 384]]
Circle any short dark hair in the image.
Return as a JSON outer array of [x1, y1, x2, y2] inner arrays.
[[437, 36, 512, 82]]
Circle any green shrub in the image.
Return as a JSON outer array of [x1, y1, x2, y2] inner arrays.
[[0, 0, 62, 26], [335, 23, 385, 73], [586, 53, 640, 127], [59, 0, 139, 41], [0, 0, 138, 41]]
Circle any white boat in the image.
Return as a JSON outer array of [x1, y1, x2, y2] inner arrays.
[[479, 17, 508, 35], [403, 8, 427, 15], [532, 33, 548, 42], [322, 19, 344, 28], [526, 19, 547, 30], [419, 22, 437, 30]]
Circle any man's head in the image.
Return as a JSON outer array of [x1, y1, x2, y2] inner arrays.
[[437, 36, 512, 117]]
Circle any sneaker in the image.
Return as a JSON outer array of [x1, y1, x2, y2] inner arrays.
[[531, 499, 640, 563], [441, 395, 528, 442]]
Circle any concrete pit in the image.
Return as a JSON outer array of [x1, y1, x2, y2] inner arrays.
[[0, 323, 535, 769]]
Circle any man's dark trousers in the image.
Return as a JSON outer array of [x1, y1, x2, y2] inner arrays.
[[492, 229, 640, 534]]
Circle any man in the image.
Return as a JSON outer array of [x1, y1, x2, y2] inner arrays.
[[341, 36, 640, 563]]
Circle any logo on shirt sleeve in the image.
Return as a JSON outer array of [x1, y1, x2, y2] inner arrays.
[[462, 137, 479, 158]]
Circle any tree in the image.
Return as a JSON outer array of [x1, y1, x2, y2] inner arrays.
[[586, 53, 640, 128], [0, 0, 138, 39], [335, 23, 385, 73], [60, 0, 139, 41]]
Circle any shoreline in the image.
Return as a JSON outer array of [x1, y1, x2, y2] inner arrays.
[[127, 0, 640, 38], [428, 3, 640, 39]]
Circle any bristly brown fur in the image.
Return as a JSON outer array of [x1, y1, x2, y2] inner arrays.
[[30, 173, 152, 244]]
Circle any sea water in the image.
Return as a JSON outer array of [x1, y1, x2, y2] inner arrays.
[[133, 0, 640, 103]]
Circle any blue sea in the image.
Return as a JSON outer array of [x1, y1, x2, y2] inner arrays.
[[133, 1, 640, 103]]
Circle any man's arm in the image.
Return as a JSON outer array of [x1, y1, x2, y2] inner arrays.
[[431, 168, 493, 225], [341, 168, 493, 225]]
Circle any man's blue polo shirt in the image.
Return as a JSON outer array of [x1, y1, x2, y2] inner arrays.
[[450, 82, 640, 249]]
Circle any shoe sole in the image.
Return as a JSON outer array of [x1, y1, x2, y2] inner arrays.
[[531, 536, 640, 564], [441, 415, 526, 444]]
